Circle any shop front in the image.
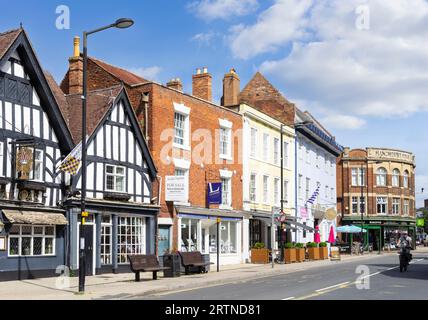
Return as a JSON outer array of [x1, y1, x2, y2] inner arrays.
[[342, 216, 416, 250], [65, 199, 159, 275], [176, 206, 249, 265]]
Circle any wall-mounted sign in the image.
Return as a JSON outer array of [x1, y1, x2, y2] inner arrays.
[[165, 176, 188, 202], [300, 207, 308, 218], [367, 148, 414, 165], [207, 182, 222, 205], [16, 147, 33, 180]]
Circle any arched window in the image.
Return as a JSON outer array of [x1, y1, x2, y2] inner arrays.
[[376, 167, 387, 186], [392, 169, 400, 187], [403, 170, 409, 188]]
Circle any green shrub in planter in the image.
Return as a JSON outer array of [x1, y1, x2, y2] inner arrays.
[[284, 242, 294, 249], [306, 242, 317, 248], [319, 242, 327, 247], [295, 243, 304, 248], [253, 242, 265, 249]]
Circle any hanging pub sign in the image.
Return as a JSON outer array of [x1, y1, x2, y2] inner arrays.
[[15, 147, 33, 180], [207, 182, 222, 205]]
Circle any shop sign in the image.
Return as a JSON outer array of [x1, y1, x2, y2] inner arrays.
[[300, 207, 308, 218], [367, 148, 414, 164], [16, 147, 33, 180], [416, 218, 424, 227], [165, 176, 188, 202], [207, 182, 222, 205]]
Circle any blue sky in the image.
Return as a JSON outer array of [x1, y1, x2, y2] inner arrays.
[[1, 0, 427, 206]]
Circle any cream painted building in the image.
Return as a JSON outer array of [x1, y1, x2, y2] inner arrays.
[[231, 103, 295, 258]]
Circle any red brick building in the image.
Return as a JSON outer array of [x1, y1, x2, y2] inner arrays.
[[337, 147, 416, 250], [61, 38, 246, 265]]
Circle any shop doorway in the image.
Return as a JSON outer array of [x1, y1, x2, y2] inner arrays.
[[82, 224, 94, 276], [158, 226, 171, 256]]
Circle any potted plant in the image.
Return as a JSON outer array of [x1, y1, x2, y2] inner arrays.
[[295, 243, 305, 262], [283, 242, 297, 264], [251, 242, 269, 264], [306, 242, 320, 260], [319, 242, 328, 260]]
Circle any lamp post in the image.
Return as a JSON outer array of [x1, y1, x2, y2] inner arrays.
[[79, 18, 134, 294]]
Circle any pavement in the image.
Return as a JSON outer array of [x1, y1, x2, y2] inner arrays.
[[1, 248, 427, 300], [146, 247, 428, 300]]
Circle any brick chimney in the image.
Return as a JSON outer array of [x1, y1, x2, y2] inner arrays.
[[68, 36, 83, 95], [192, 67, 212, 102], [166, 78, 183, 91], [221, 68, 240, 107]]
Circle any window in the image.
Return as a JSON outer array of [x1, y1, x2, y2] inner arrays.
[[0, 142, 3, 176], [331, 188, 334, 200], [305, 146, 310, 164], [298, 142, 303, 160], [274, 178, 280, 206], [315, 151, 320, 168], [250, 128, 257, 157], [250, 173, 256, 202], [209, 220, 237, 254], [352, 197, 366, 214], [376, 167, 387, 186], [263, 133, 269, 162], [392, 198, 400, 215], [325, 186, 329, 199], [330, 159, 334, 175], [174, 112, 186, 146], [305, 178, 310, 200], [392, 169, 400, 187], [403, 199, 409, 215], [273, 138, 279, 165], [298, 175, 303, 199], [219, 127, 231, 158], [117, 216, 145, 263], [263, 175, 269, 204], [351, 168, 365, 186], [174, 168, 186, 176], [284, 180, 289, 205], [100, 215, 112, 265], [283, 142, 289, 167], [8, 225, 55, 256], [221, 178, 231, 206], [325, 155, 328, 172], [181, 218, 199, 252], [403, 170, 409, 188], [105, 165, 126, 192], [377, 197, 387, 214]]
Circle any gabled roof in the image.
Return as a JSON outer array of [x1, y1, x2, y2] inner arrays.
[[65, 85, 157, 178], [239, 72, 295, 125], [89, 57, 148, 86], [0, 28, 74, 151]]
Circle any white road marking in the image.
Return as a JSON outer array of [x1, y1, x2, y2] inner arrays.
[[282, 297, 295, 300], [315, 281, 350, 292]]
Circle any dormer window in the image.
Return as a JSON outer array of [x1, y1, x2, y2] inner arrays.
[[105, 165, 125, 193]]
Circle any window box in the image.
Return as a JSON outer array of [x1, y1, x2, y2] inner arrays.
[[103, 192, 131, 202]]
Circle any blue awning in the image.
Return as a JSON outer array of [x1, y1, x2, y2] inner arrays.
[[178, 213, 242, 221]]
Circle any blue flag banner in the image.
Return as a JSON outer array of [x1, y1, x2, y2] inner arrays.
[[207, 182, 222, 204], [306, 182, 321, 205]]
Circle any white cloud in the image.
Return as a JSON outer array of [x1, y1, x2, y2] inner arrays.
[[129, 66, 162, 81], [191, 31, 217, 46], [188, 0, 259, 21], [229, 0, 312, 59], [319, 114, 366, 130], [223, 0, 428, 123]]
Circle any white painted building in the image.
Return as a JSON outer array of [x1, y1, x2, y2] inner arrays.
[[294, 109, 343, 244]]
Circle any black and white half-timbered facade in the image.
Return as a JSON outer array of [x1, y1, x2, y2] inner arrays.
[[0, 29, 74, 280], [63, 85, 159, 275]]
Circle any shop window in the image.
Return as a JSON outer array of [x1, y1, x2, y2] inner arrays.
[[117, 216, 145, 264], [249, 219, 261, 247], [101, 215, 112, 265], [105, 165, 125, 193], [181, 218, 199, 252], [8, 225, 55, 256], [209, 220, 237, 254]]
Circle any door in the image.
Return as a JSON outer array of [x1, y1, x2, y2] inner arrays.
[[82, 225, 94, 276], [158, 226, 170, 256]]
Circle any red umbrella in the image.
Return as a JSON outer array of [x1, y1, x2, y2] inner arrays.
[[314, 225, 321, 243], [328, 225, 335, 243]]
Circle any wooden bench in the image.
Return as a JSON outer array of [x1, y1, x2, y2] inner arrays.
[[178, 251, 214, 275], [127, 254, 170, 281]]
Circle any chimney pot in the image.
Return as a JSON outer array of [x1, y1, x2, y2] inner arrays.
[[166, 78, 183, 92], [221, 68, 240, 107], [192, 66, 212, 101], [73, 36, 80, 58], [203, 67, 208, 74], [196, 68, 202, 75]]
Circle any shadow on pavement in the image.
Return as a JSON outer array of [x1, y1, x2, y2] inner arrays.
[[369, 257, 428, 281]]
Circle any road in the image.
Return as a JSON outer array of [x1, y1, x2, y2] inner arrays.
[[136, 251, 428, 300]]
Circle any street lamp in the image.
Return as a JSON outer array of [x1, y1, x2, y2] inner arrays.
[[79, 18, 134, 294]]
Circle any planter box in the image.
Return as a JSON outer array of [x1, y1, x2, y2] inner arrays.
[[251, 248, 269, 264], [308, 247, 320, 260], [284, 248, 297, 264], [319, 247, 328, 260], [296, 248, 306, 262]]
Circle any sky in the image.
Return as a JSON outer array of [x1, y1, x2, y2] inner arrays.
[[1, 0, 427, 207]]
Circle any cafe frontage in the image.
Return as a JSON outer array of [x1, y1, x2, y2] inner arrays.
[[341, 216, 416, 251]]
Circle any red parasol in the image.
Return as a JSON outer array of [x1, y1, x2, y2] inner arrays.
[[314, 225, 321, 243], [328, 225, 335, 243]]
